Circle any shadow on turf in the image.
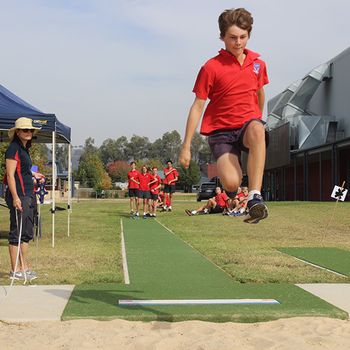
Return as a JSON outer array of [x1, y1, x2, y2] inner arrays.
[[65, 288, 174, 321], [0, 231, 8, 247]]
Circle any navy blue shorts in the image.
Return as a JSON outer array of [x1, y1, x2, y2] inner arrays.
[[128, 188, 139, 198], [208, 119, 269, 161], [138, 190, 151, 199], [5, 193, 36, 245], [164, 184, 176, 194], [150, 193, 159, 201], [210, 205, 225, 214]]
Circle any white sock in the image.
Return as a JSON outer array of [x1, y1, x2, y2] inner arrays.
[[248, 190, 260, 201], [192, 210, 197, 215]]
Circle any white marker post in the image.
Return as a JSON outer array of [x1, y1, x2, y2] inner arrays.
[[331, 182, 348, 202], [324, 181, 347, 239]]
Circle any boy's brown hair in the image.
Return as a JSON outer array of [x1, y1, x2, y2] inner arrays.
[[218, 8, 253, 38]]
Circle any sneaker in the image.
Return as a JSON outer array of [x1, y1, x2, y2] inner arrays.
[[168, 207, 172, 212], [185, 209, 193, 216], [9, 271, 25, 280], [143, 214, 148, 219], [243, 194, 268, 224], [25, 270, 38, 281]]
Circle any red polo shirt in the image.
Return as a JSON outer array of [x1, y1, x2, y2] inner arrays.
[[163, 167, 179, 185], [150, 174, 162, 194], [193, 48, 269, 135], [139, 172, 152, 191], [215, 192, 229, 207], [128, 169, 140, 189]]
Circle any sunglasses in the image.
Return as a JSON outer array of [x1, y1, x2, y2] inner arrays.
[[20, 129, 35, 133]]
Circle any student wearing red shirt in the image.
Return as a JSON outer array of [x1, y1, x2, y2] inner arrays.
[[229, 186, 249, 216], [149, 167, 162, 217], [179, 8, 269, 224], [185, 187, 229, 216], [138, 165, 152, 218], [127, 161, 140, 217], [162, 160, 179, 212]]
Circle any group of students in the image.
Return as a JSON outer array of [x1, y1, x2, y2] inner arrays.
[[185, 186, 249, 217], [127, 160, 179, 219]]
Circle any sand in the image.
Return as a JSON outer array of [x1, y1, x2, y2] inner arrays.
[[0, 317, 349, 349]]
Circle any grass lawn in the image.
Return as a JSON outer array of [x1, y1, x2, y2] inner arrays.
[[0, 200, 123, 284], [1, 198, 350, 285], [1, 197, 349, 321]]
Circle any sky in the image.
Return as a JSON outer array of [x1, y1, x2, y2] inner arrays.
[[0, 0, 349, 146]]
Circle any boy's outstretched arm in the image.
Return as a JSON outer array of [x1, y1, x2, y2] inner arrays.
[[179, 97, 206, 168]]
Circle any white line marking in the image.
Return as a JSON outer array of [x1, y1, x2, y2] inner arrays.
[[119, 299, 280, 306], [120, 219, 130, 284], [293, 257, 347, 278]]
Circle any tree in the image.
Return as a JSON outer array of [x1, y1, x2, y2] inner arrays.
[[135, 158, 162, 171], [198, 138, 212, 164], [99, 138, 116, 165], [0, 142, 8, 181], [178, 160, 201, 193], [126, 135, 151, 160], [160, 130, 182, 164], [107, 160, 129, 182], [31, 143, 50, 175], [191, 131, 204, 162], [76, 153, 112, 190], [99, 136, 129, 165], [56, 144, 68, 170], [148, 138, 163, 160], [82, 137, 98, 158]]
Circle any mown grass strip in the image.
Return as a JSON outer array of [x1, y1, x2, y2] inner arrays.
[[279, 247, 350, 277]]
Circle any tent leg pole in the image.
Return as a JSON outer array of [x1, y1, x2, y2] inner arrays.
[[52, 131, 56, 248]]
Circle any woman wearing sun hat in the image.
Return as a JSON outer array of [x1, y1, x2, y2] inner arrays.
[[4, 117, 44, 281]]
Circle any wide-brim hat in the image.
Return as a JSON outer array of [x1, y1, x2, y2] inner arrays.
[[8, 117, 41, 141]]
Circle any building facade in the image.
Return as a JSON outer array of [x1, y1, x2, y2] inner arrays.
[[264, 47, 350, 201]]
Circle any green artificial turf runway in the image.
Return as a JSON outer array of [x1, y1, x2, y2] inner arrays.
[[62, 220, 347, 322], [279, 247, 350, 276]]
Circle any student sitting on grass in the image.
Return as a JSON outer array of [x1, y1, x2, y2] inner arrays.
[[228, 186, 248, 216], [185, 187, 229, 216]]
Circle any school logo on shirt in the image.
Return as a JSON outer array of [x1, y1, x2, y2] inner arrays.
[[253, 63, 260, 75]]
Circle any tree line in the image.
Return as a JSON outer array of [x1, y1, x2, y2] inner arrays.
[[0, 130, 212, 192], [76, 130, 212, 191]]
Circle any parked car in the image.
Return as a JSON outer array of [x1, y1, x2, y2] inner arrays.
[[196, 177, 221, 201]]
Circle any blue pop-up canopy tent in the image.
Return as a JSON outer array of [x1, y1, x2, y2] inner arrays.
[[0, 84, 70, 143], [0, 83, 72, 247]]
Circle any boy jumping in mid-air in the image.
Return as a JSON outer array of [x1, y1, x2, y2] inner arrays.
[[179, 8, 269, 224]]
